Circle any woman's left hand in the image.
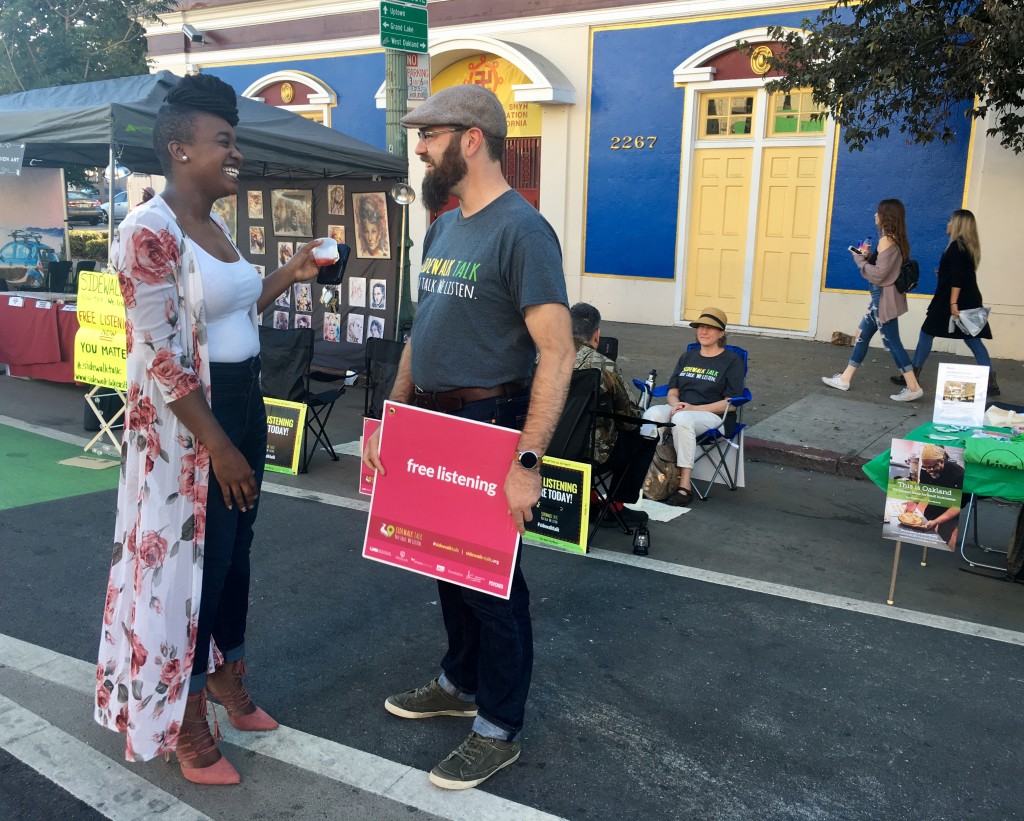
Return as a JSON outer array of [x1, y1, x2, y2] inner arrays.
[[669, 402, 691, 416], [950, 304, 960, 318], [284, 239, 323, 284]]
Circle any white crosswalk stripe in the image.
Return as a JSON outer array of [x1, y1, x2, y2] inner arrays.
[[0, 633, 566, 821]]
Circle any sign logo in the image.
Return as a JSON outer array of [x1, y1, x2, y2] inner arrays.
[[380, 523, 395, 538]]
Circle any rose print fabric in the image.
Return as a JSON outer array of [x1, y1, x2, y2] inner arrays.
[[95, 196, 230, 762]]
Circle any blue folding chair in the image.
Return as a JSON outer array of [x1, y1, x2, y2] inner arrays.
[[633, 344, 752, 501]]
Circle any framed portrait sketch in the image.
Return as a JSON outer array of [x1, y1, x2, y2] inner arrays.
[[369, 279, 386, 310], [327, 185, 346, 216], [353, 192, 391, 259], [277, 241, 294, 267], [212, 196, 237, 243], [247, 191, 264, 220], [271, 189, 313, 237], [348, 277, 366, 308], [346, 313, 364, 343], [327, 224, 346, 245], [249, 226, 265, 255], [367, 315, 385, 339]]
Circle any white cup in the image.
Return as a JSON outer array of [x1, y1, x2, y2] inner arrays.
[[312, 237, 339, 265]]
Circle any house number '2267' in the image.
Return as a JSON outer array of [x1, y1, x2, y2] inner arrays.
[[610, 136, 658, 150]]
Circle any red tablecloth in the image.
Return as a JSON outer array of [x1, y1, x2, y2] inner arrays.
[[0, 295, 80, 383]]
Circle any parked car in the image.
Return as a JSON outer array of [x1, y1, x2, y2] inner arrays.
[[0, 229, 59, 287], [100, 191, 128, 222], [67, 191, 103, 225]]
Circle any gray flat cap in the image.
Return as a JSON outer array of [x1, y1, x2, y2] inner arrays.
[[400, 85, 508, 139]]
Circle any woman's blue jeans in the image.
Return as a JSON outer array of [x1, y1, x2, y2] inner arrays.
[[912, 331, 991, 369], [189, 356, 267, 692], [849, 288, 913, 373], [435, 389, 533, 741]]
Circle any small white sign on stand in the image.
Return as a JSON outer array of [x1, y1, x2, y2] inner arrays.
[[932, 362, 988, 428]]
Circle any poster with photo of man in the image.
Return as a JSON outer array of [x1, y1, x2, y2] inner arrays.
[[882, 439, 965, 550]]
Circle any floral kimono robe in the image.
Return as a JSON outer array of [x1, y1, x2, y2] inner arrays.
[[95, 196, 222, 762]]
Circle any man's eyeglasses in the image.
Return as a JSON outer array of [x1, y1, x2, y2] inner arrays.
[[416, 127, 466, 142]]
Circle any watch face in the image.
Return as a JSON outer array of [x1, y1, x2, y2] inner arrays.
[[518, 450, 540, 470]]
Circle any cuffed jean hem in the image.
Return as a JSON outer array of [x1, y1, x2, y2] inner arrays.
[[439, 672, 477, 702], [188, 641, 246, 693], [473, 713, 520, 742]]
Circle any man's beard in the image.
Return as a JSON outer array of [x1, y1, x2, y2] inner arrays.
[[421, 139, 468, 211]]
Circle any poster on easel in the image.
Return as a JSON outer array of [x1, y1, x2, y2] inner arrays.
[[74, 270, 127, 451], [933, 363, 988, 428], [882, 438, 965, 551], [524, 456, 591, 554], [265, 398, 307, 475]]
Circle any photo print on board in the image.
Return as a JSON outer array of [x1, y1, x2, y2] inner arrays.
[[294, 282, 313, 313], [353, 192, 391, 259], [349, 277, 366, 308], [247, 191, 264, 220], [324, 312, 341, 342], [346, 313, 364, 343], [277, 241, 294, 267], [271, 189, 313, 237], [369, 278, 386, 310], [327, 185, 346, 216], [212, 195, 237, 243], [249, 225, 265, 255]]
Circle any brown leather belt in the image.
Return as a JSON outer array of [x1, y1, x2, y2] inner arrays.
[[412, 380, 529, 413]]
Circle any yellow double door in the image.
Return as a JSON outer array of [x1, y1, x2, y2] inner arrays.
[[684, 146, 824, 331]]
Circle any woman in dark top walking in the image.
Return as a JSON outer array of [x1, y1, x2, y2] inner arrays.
[[894, 209, 997, 395]]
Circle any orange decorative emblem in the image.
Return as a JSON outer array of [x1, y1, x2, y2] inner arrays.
[[465, 56, 505, 93]]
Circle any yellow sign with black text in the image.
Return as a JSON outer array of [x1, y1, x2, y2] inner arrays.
[[74, 270, 127, 390]]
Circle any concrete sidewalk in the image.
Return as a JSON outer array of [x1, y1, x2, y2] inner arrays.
[[600, 319, 1023, 479]]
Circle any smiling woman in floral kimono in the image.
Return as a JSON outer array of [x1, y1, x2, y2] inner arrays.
[[95, 74, 322, 785]]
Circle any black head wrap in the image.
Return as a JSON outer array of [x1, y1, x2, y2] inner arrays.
[[164, 73, 239, 126]]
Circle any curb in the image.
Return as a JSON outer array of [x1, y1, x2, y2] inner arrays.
[[746, 437, 869, 480]]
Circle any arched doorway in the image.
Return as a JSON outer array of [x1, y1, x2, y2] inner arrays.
[[674, 31, 836, 334]]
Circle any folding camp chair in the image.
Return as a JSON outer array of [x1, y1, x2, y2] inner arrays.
[[364, 336, 405, 419], [687, 343, 751, 501], [258, 326, 345, 473], [548, 368, 601, 463]]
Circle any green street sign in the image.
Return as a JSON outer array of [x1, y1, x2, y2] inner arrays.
[[380, 1, 428, 54]]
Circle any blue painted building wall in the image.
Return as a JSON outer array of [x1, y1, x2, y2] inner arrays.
[[207, 54, 388, 151], [585, 13, 972, 296]]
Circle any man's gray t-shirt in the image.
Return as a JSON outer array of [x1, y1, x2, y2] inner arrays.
[[411, 189, 568, 392]]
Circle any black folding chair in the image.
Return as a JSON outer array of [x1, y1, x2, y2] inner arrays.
[[596, 335, 618, 362], [258, 327, 345, 473], [363, 337, 405, 419], [547, 368, 601, 463]]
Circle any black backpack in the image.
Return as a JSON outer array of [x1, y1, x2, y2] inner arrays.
[[895, 259, 920, 294]]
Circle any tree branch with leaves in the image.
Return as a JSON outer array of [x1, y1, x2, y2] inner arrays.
[[764, 0, 1024, 153]]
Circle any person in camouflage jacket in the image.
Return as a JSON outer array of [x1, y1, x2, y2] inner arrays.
[[570, 303, 641, 464]]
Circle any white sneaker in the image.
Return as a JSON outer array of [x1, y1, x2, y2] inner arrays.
[[890, 387, 924, 402], [821, 374, 850, 391]]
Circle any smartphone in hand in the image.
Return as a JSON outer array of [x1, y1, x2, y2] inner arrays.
[[848, 245, 863, 254]]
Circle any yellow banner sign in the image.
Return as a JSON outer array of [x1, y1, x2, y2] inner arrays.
[[75, 270, 127, 389], [433, 54, 541, 139]]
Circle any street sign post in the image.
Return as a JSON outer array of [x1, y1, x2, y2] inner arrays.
[[379, 0, 428, 54]]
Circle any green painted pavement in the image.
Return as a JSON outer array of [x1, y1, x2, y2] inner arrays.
[[0, 425, 119, 510]]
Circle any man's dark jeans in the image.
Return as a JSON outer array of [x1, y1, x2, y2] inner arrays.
[[437, 388, 532, 740]]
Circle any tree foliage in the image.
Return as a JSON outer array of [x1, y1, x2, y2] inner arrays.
[[0, 0, 176, 96], [765, 0, 1024, 153]]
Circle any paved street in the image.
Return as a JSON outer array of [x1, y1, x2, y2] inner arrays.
[[2, 333, 1023, 820]]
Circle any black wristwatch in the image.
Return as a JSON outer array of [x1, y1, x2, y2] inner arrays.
[[514, 450, 542, 471]]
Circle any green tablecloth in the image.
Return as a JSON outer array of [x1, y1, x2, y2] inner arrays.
[[862, 421, 1024, 502]]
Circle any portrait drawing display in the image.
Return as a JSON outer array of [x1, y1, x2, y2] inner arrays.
[[273, 310, 289, 330], [353, 192, 391, 259], [271, 189, 313, 237], [212, 195, 237, 243], [367, 315, 385, 339], [346, 313, 364, 343], [349, 277, 366, 308], [324, 312, 341, 342], [278, 241, 294, 267], [370, 279, 386, 310], [327, 225, 346, 245], [247, 191, 264, 219], [249, 226, 265, 255], [328, 185, 346, 216]]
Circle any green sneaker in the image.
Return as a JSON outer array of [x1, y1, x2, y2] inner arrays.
[[428, 732, 521, 790], [384, 678, 478, 719]]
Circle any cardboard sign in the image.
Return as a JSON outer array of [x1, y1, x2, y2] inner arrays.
[[74, 270, 127, 390], [265, 398, 307, 475], [359, 417, 381, 495], [932, 362, 988, 428], [524, 456, 591, 554], [363, 401, 520, 599], [882, 438, 965, 551]]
